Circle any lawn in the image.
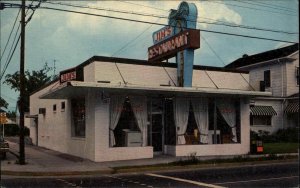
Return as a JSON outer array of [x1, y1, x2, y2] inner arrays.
[[263, 143, 299, 154]]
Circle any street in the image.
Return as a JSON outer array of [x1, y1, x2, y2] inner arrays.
[[1, 161, 298, 187]]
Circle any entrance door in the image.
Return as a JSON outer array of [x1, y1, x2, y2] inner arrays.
[[152, 113, 163, 152], [150, 98, 164, 153]]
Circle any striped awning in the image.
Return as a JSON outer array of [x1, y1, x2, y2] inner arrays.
[[250, 106, 277, 116], [285, 103, 299, 114]]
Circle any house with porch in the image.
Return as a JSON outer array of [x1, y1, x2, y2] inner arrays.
[[226, 43, 299, 134]]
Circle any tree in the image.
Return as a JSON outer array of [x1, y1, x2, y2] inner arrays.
[[0, 97, 8, 109], [4, 63, 53, 112]]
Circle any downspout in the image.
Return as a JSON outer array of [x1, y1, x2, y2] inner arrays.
[[279, 59, 285, 129]]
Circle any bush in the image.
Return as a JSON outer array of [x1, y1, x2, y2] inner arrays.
[[3, 124, 30, 136], [251, 128, 299, 143]]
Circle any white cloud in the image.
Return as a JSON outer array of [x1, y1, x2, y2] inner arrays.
[[196, 1, 242, 28]]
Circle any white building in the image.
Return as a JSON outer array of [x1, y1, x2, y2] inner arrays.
[[28, 56, 270, 162], [226, 43, 299, 134]]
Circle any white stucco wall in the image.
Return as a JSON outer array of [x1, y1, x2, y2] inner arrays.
[[30, 82, 96, 160]]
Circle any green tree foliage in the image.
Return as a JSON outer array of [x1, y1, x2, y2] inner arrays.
[[6, 110, 16, 118], [4, 63, 53, 112], [0, 97, 8, 109]]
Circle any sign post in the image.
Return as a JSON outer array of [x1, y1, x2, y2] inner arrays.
[[0, 112, 7, 137], [148, 1, 199, 87]]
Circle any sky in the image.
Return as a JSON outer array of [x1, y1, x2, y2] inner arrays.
[[0, 0, 299, 111]]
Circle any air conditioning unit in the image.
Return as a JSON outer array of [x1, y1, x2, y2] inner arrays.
[[260, 81, 265, 92]]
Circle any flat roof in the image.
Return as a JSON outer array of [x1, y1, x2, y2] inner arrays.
[[40, 81, 272, 99]]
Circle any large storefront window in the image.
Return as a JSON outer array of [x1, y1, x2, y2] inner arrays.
[[71, 98, 85, 137], [110, 96, 148, 147], [208, 98, 241, 144]]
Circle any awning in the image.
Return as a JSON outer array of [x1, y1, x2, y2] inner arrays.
[[40, 81, 272, 99], [285, 103, 299, 114], [250, 106, 277, 116]]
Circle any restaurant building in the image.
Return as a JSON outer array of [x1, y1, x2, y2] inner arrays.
[[28, 1, 271, 162], [28, 56, 271, 162]]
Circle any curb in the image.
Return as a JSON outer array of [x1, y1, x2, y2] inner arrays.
[[2, 158, 298, 177], [1, 169, 114, 177]]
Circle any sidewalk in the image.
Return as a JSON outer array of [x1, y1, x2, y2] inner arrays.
[[1, 139, 298, 177], [0, 140, 185, 176]]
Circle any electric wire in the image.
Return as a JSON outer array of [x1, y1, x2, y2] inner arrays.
[[208, 1, 298, 17], [39, 6, 297, 44], [201, 35, 257, 91], [0, 8, 21, 63], [43, 1, 298, 35], [119, 1, 298, 34], [111, 22, 155, 57], [201, 35, 226, 66], [0, 1, 41, 80], [232, 0, 298, 13]]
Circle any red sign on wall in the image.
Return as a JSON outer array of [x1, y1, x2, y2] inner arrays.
[[60, 69, 77, 83]]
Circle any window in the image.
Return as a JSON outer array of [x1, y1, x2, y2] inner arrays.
[[113, 97, 140, 147], [39, 108, 46, 115], [61, 102, 65, 111], [71, 98, 85, 137], [250, 115, 272, 126], [264, 70, 271, 87], [53, 104, 56, 112], [296, 67, 299, 86]]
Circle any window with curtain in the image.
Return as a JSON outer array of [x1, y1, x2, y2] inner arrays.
[[111, 96, 148, 147]]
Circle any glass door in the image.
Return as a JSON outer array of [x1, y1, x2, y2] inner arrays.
[[150, 98, 164, 153]]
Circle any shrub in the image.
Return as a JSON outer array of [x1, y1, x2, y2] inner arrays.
[[251, 128, 299, 143], [3, 124, 30, 136]]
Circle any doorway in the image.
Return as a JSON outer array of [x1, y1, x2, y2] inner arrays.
[[150, 98, 164, 154]]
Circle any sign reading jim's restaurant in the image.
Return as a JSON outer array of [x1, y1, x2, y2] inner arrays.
[[152, 26, 173, 45], [148, 29, 200, 62]]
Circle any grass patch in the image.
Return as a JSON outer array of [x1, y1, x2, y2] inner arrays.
[[112, 154, 298, 173], [263, 143, 299, 154]]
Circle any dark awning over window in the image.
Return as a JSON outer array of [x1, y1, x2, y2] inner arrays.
[[250, 106, 277, 116], [285, 103, 299, 114]]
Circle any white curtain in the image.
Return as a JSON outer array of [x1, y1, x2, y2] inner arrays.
[[109, 95, 125, 147], [173, 97, 190, 145], [129, 96, 148, 147], [191, 98, 209, 144], [217, 99, 237, 142]]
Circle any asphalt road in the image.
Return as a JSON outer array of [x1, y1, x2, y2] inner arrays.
[[1, 161, 299, 188]]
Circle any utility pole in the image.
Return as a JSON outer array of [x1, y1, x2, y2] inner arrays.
[[19, 0, 26, 165]]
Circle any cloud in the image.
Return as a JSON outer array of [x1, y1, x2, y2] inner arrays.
[[61, 1, 242, 32], [196, 1, 242, 28]]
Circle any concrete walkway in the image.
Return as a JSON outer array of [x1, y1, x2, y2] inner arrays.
[[1, 140, 183, 176], [1, 139, 298, 177]]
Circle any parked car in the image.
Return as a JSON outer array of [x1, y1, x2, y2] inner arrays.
[[0, 135, 9, 159]]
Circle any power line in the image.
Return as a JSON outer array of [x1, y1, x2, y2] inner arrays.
[[44, 1, 298, 35], [233, 0, 298, 13], [201, 35, 226, 66], [0, 8, 21, 62], [40, 6, 297, 44], [0, 1, 41, 80], [208, 1, 297, 17], [119, 1, 298, 34], [111, 22, 155, 57]]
